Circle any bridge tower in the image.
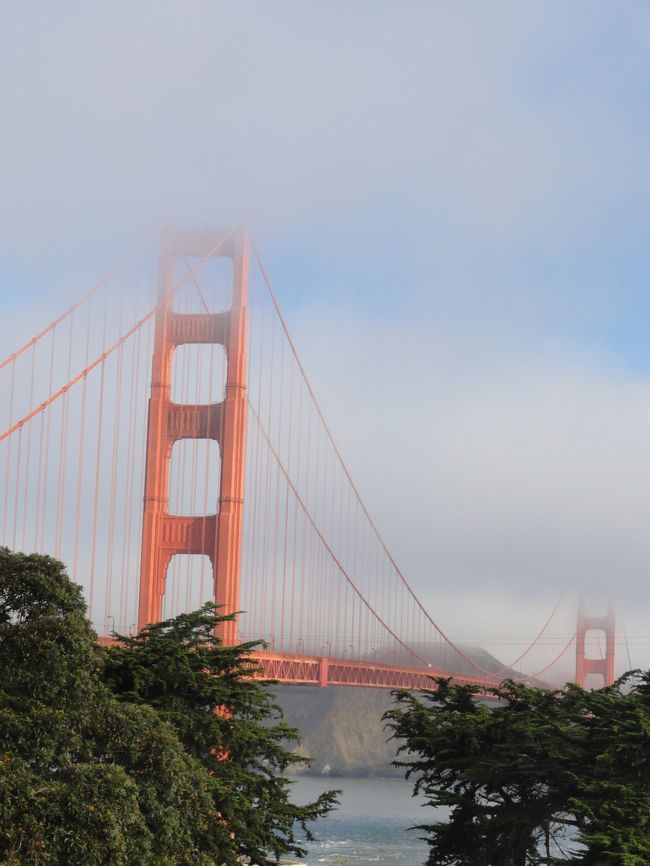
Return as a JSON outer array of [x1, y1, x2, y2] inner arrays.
[[575, 597, 615, 688], [138, 227, 249, 644]]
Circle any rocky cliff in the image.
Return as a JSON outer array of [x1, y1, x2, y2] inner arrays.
[[272, 643, 508, 777], [273, 684, 400, 777]]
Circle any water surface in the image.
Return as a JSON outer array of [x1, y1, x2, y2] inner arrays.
[[291, 775, 579, 864], [291, 775, 431, 866]]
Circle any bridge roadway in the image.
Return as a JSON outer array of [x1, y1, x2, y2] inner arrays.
[[97, 637, 501, 692], [251, 650, 501, 692]]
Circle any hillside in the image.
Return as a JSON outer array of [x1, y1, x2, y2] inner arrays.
[[272, 643, 507, 777]]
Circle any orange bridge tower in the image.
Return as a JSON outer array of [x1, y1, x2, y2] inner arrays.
[[575, 597, 615, 688], [138, 227, 248, 644]]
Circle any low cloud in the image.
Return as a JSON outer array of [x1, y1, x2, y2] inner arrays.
[[291, 301, 650, 666]]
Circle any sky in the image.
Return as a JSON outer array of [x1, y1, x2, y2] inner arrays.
[[2, 1, 650, 666]]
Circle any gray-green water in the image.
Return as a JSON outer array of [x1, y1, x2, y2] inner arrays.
[[292, 776, 431, 866], [291, 776, 578, 864]]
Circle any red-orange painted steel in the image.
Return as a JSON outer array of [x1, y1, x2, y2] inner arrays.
[[138, 228, 249, 645], [251, 651, 501, 692], [575, 598, 615, 687]]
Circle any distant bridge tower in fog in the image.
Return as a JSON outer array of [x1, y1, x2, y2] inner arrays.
[[575, 598, 616, 689], [0, 225, 616, 692]]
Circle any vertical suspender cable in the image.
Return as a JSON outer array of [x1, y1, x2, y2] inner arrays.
[[11, 428, 23, 551], [20, 345, 37, 551], [279, 359, 294, 645], [105, 295, 125, 626], [39, 330, 57, 551], [2, 361, 16, 542], [72, 298, 93, 581], [55, 311, 75, 558], [89, 287, 110, 623]]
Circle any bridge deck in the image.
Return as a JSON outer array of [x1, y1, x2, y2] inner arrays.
[[97, 638, 500, 691], [251, 650, 501, 691]]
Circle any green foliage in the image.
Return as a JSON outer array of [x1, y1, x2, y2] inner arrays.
[[101, 604, 338, 864], [563, 675, 650, 865], [0, 547, 336, 865], [385, 675, 650, 866]]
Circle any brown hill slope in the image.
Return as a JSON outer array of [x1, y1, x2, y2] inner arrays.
[[272, 643, 508, 777], [273, 684, 399, 777]]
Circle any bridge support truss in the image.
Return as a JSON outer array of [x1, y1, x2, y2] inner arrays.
[[138, 227, 249, 644], [251, 651, 500, 692]]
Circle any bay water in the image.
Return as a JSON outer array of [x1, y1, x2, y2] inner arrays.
[[290, 776, 431, 866], [290, 776, 577, 864]]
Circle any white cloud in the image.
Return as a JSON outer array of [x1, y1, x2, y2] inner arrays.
[[288, 300, 650, 667], [1, 2, 648, 255]]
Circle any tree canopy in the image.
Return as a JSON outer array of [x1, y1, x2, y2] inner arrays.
[[101, 603, 337, 865], [385, 675, 650, 866], [0, 547, 335, 865]]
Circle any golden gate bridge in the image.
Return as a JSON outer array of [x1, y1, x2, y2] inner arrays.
[[0, 226, 615, 691]]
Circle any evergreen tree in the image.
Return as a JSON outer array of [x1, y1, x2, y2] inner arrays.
[[0, 547, 226, 865], [0, 548, 335, 865], [385, 675, 650, 865], [101, 604, 337, 865], [564, 675, 650, 865]]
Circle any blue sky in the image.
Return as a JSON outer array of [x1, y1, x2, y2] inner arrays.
[[2, 1, 650, 663]]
